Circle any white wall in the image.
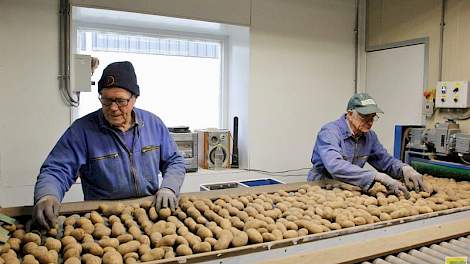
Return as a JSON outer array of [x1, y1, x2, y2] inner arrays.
[[0, 0, 357, 207], [0, 0, 70, 206], [248, 0, 356, 171]]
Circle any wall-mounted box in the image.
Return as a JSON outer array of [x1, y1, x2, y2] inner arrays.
[[71, 54, 92, 92], [436, 81, 470, 108]]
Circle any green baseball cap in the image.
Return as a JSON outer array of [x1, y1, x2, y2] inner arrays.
[[347, 93, 384, 115]]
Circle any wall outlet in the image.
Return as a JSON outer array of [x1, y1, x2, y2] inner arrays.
[[423, 100, 434, 118]]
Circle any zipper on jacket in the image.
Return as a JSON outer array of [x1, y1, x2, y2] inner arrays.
[[352, 141, 358, 164], [106, 126, 141, 197], [129, 152, 140, 196]]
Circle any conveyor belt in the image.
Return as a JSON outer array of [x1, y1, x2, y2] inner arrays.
[[362, 235, 470, 264]]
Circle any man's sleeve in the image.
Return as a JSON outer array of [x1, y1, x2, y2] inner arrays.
[[367, 131, 405, 179], [158, 124, 186, 196], [34, 126, 86, 203], [316, 128, 375, 190]]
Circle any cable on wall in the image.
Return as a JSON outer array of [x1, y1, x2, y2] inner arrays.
[[59, 0, 79, 107], [438, 0, 447, 82]]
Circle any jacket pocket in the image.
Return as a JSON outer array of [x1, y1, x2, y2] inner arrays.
[[88, 153, 124, 192], [141, 145, 160, 181], [90, 153, 119, 161]]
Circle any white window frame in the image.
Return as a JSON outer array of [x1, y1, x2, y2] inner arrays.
[[70, 22, 229, 129]]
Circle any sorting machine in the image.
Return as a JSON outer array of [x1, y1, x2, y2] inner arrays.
[[0, 179, 470, 264], [394, 121, 470, 180]]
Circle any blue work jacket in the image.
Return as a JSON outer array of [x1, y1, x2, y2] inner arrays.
[[307, 114, 404, 190], [34, 108, 185, 202]]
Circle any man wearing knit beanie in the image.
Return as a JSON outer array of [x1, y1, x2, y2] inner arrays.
[[33, 61, 186, 230]]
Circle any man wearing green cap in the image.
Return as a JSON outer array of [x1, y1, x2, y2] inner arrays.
[[307, 93, 429, 197]]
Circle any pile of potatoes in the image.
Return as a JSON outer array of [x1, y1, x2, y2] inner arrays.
[[1, 175, 470, 263]]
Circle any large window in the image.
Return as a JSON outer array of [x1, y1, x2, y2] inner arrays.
[[75, 30, 223, 130]]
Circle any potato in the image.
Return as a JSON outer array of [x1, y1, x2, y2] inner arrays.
[[111, 222, 126, 237], [95, 237, 118, 249], [83, 233, 95, 243], [138, 234, 150, 245], [379, 212, 392, 221], [128, 225, 142, 239], [117, 240, 140, 255], [161, 222, 177, 236], [63, 247, 81, 260], [231, 231, 248, 247], [64, 215, 78, 226], [90, 211, 104, 224], [176, 244, 193, 256], [0, 250, 19, 264], [204, 237, 217, 247], [103, 247, 117, 254], [71, 228, 86, 241], [44, 237, 62, 252], [82, 242, 104, 256], [337, 220, 355, 228], [141, 200, 153, 210], [246, 228, 263, 243], [64, 257, 81, 264], [184, 218, 197, 232], [148, 207, 158, 222], [283, 230, 299, 239], [47, 227, 58, 237], [214, 230, 233, 250], [301, 222, 325, 233], [123, 252, 139, 264], [196, 226, 213, 240], [262, 232, 276, 242], [99, 202, 125, 216], [352, 217, 366, 226], [23, 233, 41, 245], [140, 248, 165, 262], [417, 206, 433, 214], [64, 225, 74, 236], [21, 254, 39, 264], [150, 232, 162, 246], [11, 229, 25, 240], [32, 248, 58, 264], [157, 234, 178, 247], [102, 250, 123, 264], [175, 236, 189, 246], [7, 238, 21, 252], [176, 210, 187, 221], [81, 253, 102, 264], [159, 208, 172, 219], [138, 244, 151, 256], [193, 241, 212, 253], [177, 226, 189, 236]]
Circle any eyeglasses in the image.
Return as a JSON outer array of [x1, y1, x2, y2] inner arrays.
[[99, 95, 133, 107], [357, 112, 380, 122]]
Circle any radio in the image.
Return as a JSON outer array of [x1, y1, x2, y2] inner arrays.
[[197, 129, 231, 169], [169, 127, 198, 172]]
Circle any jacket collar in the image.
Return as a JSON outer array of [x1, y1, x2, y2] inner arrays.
[[98, 108, 144, 130], [337, 114, 353, 140]]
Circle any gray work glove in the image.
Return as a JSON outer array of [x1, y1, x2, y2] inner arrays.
[[375, 172, 410, 199], [402, 165, 430, 193], [32, 195, 60, 230], [155, 187, 177, 212]]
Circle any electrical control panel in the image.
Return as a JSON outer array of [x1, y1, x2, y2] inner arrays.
[[436, 81, 470, 108]]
